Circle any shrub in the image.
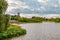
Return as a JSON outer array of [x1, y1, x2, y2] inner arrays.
[[0, 25, 26, 40]]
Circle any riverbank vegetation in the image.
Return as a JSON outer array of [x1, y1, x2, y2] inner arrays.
[[11, 15, 60, 23], [0, 0, 26, 40], [0, 25, 26, 40]]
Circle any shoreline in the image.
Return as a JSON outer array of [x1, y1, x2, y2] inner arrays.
[[11, 22, 60, 25]]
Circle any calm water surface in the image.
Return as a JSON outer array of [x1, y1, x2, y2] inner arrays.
[[12, 22, 60, 40]]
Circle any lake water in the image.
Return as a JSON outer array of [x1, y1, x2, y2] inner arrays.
[[12, 22, 60, 40]]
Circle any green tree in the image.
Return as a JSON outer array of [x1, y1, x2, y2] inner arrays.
[[0, 0, 8, 14], [5, 14, 10, 30], [0, 0, 8, 32]]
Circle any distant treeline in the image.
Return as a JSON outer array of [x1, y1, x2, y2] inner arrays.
[[10, 15, 60, 23]]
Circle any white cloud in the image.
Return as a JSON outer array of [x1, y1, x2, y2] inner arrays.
[[40, 6, 46, 11], [38, 0, 48, 3], [54, 4, 58, 7], [37, 8, 41, 10], [20, 14, 60, 18], [58, 0, 60, 5], [13, 1, 30, 9], [6, 0, 31, 13], [6, 0, 60, 14], [30, 8, 35, 11], [20, 14, 41, 18]]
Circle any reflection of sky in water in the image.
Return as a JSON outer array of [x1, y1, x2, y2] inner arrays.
[[12, 22, 60, 40]]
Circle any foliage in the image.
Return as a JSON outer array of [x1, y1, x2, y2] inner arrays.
[[31, 16, 43, 22], [0, 14, 10, 32], [11, 15, 43, 23], [52, 18, 60, 23], [4, 14, 10, 30], [11, 15, 60, 23], [0, 25, 26, 40], [0, 14, 5, 32], [0, 0, 8, 32], [0, 0, 8, 14]]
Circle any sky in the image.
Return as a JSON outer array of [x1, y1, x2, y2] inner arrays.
[[6, 0, 60, 14]]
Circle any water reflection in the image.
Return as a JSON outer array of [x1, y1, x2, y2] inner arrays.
[[12, 22, 60, 40]]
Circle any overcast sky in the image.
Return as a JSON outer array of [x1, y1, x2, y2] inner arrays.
[[6, 0, 60, 14]]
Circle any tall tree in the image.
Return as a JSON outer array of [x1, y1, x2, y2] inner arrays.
[[0, 0, 8, 14], [0, 0, 8, 32]]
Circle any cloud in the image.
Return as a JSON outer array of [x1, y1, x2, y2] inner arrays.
[[19, 14, 60, 18], [37, 0, 48, 3], [6, 0, 31, 13], [6, 0, 60, 14]]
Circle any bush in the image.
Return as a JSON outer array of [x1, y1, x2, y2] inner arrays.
[[0, 25, 26, 40]]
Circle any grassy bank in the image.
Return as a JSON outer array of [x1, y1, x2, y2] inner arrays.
[[0, 25, 26, 40]]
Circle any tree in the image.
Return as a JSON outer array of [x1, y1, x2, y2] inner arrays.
[[0, 0, 8, 14], [0, 0, 8, 32], [5, 14, 10, 30]]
